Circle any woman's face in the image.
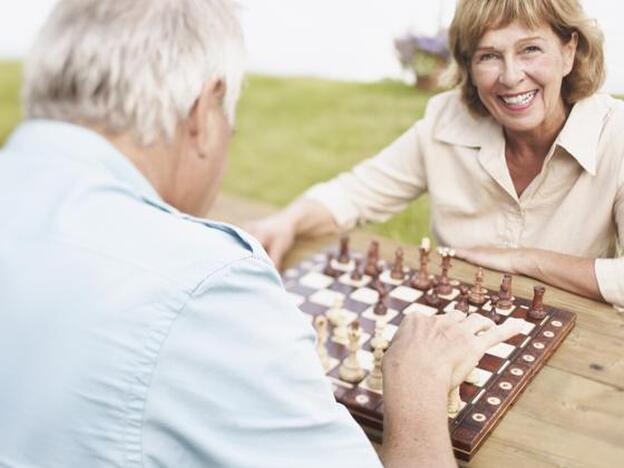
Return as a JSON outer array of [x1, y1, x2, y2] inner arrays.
[[470, 21, 577, 136]]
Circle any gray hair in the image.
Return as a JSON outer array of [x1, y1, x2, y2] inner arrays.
[[23, 0, 245, 145]]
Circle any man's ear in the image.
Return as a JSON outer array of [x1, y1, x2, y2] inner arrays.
[[188, 78, 226, 158]]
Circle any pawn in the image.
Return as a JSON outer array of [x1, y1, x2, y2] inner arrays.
[[485, 295, 501, 324], [373, 287, 388, 316], [425, 283, 441, 307], [370, 319, 389, 350], [323, 252, 337, 276], [364, 241, 380, 276], [350, 258, 363, 281], [365, 346, 384, 392], [390, 247, 405, 280], [313, 315, 332, 372], [468, 268, 487, 305], [497, 274, 513, 310], [338, 234, 350, 264], [454, 285, 470, 313], [528, 286, 547, 320]]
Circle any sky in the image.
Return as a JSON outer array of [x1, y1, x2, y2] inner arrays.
[[1, 0, 623, 92]]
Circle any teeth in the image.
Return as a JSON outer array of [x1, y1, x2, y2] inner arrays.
[[501, 91, 536, 106]]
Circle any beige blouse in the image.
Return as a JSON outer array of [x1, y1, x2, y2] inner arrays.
[[305, 90, 624, 308]]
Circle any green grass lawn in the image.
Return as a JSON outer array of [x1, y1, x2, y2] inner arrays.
[[0, 61, 433, 244]]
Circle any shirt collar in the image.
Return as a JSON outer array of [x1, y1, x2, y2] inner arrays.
[[433, 93, 611, 176], [5, 119, 169, 207]]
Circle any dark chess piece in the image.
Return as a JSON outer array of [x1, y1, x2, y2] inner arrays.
[[497, 274, 513, 310], [454, 285, 470, 313], [435, 247, 454, 295], [390, 247, 405, 280], [364, 241, 380, 276], [410, 241, 432, 290], [486, 295, 501, 324], [468, 268, 487, 305], [424, 280, 441, 307], [323, 253, 337, 276], [528, 286, 547, 320], [350, 258, 363, 281], [338, 234, 350, 264], [373, 287, 388, 316]]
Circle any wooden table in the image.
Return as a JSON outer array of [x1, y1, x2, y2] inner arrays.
[[209, 194, 624, 468]]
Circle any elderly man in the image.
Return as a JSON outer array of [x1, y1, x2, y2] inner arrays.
[[0, 1, 522, 467]]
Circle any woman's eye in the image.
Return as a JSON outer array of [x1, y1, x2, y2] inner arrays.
[[478, 53, 497, 62], [524, 45, 541, 53]]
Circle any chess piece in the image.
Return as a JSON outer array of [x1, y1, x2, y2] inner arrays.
[[486, 295, 501, 324], [410, 238, 433, 290], [424, 282, 441, 307], [497, 274, 513, 310], [339, 321, 366, 383], [528, 286, 547, 320], [435, 247, 454, 295], [455, 285, 470, 313], [447, 386, 461, 417], [468, 268, 487, 305], [365, 345, 384, 391], [323, 252, 337, 276], [313, 315, 332, 371], [373, 286, 388, 316], [369, 319, 389, 350], [328, 297, 349, 343], [338, 234, 350, 264], [390, 247, 405, 280], [350, 258, 363, 281], [364, 241, 380, 276]]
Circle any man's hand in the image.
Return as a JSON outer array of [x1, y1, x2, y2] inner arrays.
[[380, 312, 524, 468]]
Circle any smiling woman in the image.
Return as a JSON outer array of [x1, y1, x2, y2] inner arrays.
[[246, 0, 624, 311]]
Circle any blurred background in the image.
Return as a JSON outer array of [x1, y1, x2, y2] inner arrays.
[[1, 0, 622, 243]]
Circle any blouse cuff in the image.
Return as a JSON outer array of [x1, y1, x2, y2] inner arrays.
[[594, 258, 624, 310], [303, 182, 361, 231]]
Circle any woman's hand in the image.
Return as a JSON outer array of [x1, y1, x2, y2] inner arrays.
[[453, 246, 526, 274], [244, 213, 297, 268]]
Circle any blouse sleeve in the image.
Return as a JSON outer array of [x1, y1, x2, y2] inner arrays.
[[303, 121, 428, 230], [594, 149, 624, 309]]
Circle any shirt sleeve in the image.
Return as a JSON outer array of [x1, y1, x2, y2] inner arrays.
[[304, 121, 428, 230], [594, 152, 624, 310], [142, 256, 382, 468]]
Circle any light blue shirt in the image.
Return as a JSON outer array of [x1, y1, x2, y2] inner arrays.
[[0, 121, 381, 468]]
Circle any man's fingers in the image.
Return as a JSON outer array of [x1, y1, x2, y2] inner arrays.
[[476, 317, 524, 350], [461, 313, 496, 335]]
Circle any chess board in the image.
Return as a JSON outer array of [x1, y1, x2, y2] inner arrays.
[[281, 241, 576, 461]]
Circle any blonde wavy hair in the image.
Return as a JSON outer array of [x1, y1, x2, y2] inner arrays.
[[448, 0, 605, 115]]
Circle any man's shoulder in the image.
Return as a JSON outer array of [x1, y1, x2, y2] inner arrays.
[[87, 192, 273, 290]]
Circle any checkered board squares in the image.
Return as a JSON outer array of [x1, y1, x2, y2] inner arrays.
[[389, 285, 423, 302], [331, 258, 355, 272], [282, 244, 576, 461], [362, 306, 399, 323], [338, 273, 372, 288], [486, 342, 516, 359], [467, 368, 493, 387], [309, 288, 345, 307], [403, 302, 438, 316], [350, 287, 379, 305], [300, 272, 335, 290], [378, 270, 407, 286]]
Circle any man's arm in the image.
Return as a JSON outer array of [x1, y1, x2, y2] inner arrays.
[[142, 254, 523, 467]]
